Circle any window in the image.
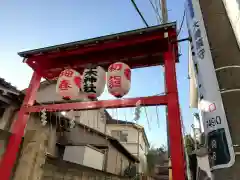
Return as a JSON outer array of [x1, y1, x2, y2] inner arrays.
[[111, 130, 128, 142]]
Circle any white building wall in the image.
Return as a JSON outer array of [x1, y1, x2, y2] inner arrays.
[[107, 125, 138, 143], [83, 146, 104, 170], [63, 146, 85, 164], [107, 125, 138, 155], [63, 145, 104, 171], [66, 110, 106, 133], [139, 148, 147, 173], [121, 143, 138, 155], [138, 131, 148, 173], [106, 124, 148, 173]]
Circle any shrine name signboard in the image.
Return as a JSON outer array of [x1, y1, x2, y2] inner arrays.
[[185, 0, 235, 170]]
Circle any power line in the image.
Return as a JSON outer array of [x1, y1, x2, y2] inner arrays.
[[156, 0, 161, 11], [148, 0, 162, 24], [177, 9, 186, 36], [130, 0, 149, 27]]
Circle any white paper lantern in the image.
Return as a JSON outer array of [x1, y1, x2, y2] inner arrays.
[[107, 62, 131, 98], [81, 66, 106, 99], [56, 69, 81, 99]]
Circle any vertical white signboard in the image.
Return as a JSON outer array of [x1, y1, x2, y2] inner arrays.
[[185, 0, 235, 170]]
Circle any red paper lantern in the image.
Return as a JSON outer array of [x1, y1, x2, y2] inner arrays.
[[107, 62, 131, 98]]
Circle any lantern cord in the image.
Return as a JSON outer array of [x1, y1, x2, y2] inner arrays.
[[144, 106, 151, 131], [155, 106, 160, 128], [130, 0, 149, 27]]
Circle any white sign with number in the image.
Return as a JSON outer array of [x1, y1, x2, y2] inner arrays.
[[185, 0, 235, 170]]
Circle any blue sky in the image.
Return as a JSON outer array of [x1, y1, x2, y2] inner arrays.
[[0, 0, 194, 147]]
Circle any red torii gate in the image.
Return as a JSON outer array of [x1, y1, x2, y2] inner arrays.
[[0, 22, 186, 180]]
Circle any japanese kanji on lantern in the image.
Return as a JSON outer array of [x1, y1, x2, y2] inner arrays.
[[107, 62, 131, 98], [81, 66, 106, 99], [56, 69, 81, 99]]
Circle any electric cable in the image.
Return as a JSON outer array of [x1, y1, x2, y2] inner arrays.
[[177, 9, 186, 36], [148, 0, 162, 24], [130, 0, 149, 27]]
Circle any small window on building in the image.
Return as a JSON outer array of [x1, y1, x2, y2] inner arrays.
[[111, 130, 128, 142]]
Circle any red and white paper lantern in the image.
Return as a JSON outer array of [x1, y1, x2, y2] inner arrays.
[[56, 69, 81, 99], [107, 62, 131, 98], [81, 66, 106, 99]]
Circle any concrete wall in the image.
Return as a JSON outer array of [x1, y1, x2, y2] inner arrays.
[[13, 114, 50, 180], [0, 107, 57, 180], [42, 160, 130, 180], [0, 130, 14, 160], [0, 104, 18, 130]]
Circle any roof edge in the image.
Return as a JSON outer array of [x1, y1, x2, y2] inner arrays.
[[18, 22, 177, 58]]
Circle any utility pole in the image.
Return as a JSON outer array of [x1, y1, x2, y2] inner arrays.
[[187, 0, 240, 179], [160, 0, 168, 23], [199, 0, 240, 179]]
